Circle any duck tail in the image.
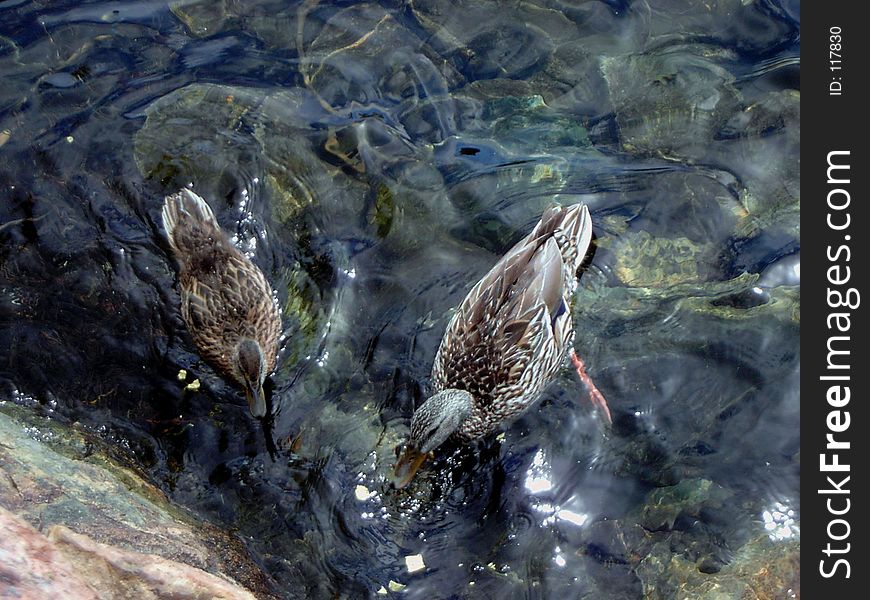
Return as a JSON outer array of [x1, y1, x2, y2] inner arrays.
[[555, 204, 593, 274], [532, 204, 593, 275], [161, 188, 221, 254]]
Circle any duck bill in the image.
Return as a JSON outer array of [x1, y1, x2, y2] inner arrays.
[[393, 446, 429, 489], [245, 383, 267, 418]]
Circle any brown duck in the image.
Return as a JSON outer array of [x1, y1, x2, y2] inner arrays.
[[162, 188, 282, 417], [394, 203, 610, 486]]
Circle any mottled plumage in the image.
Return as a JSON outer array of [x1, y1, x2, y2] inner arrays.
[[161, 189, 281, 417], [396, 203, 601, 486]]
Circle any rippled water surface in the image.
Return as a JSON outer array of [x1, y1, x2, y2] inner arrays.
[[1, 1, 799, 598]]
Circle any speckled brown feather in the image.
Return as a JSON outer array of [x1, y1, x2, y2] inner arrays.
[[162, 189, 281, 389], [431, 204, 593, 440]]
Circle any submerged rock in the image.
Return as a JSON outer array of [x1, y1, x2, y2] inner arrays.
[[581, 478, 801, 599], [639, 479, 732, 532], [170, 0, 229, 37], [602, 46, 740, 160], [301, 4, 463, 115], [610, 230, 714, 288], [637, 530, 799, 600]]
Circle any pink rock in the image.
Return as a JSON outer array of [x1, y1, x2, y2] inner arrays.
[[0, 506, 98, 599], [0, 506, 257, 600], [46, 525, 257, 600]]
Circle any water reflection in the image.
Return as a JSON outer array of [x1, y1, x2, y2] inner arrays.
[[762, 501, 798, 541], [525, 448, 553, 494]]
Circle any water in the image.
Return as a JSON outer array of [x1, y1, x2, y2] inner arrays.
[[0, 1, 799, 598]]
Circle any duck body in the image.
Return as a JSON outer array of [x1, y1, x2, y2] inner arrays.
[[395, 203, 596, 485], [431, 203, 592, 440], [161, 189, 281, 417]]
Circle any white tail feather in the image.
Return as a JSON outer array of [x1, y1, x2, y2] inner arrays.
[[161, 188, 219, 240]]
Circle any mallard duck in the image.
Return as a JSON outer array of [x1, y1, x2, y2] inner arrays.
[[161, 188, 282, 417], [394, 203, 610, 486]]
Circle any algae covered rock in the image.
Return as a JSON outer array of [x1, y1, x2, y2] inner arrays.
[[170, 0, 229, 37], [640, 479, 732, 532], [598, 477, 802, 600], [134, 84, 281, 198], [610, 231, 714, 288], [637, 532, 799, 600]]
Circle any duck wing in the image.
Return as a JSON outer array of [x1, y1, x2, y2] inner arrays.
[[181, 250, 280, 369], [432, 204, 593, 409]]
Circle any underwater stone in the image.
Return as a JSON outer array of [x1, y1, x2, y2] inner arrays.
[[637, 533, 799, 600], [640, 479, 732, 532], [609, 230, 714, 287], [602, 47, 740, 160], [170, 0, 228, 36], [302, 4, 462, 110], [133, 84, 263, 193]]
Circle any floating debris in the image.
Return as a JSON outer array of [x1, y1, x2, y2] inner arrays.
[[354, 485, 374, 501], [405, 554, 425, 573]]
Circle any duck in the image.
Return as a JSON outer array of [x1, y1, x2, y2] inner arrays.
[[161, 188, 282, 417], [394, 203, 610, 486]]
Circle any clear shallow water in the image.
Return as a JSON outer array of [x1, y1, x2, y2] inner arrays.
[[0, 1, 799, 598]]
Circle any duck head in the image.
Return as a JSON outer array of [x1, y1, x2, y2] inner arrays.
[[235, 338, 268, 417], [393, 389, 474, 488]]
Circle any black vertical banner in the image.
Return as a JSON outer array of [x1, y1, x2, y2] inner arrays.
[[804, 3, 867, 597]]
